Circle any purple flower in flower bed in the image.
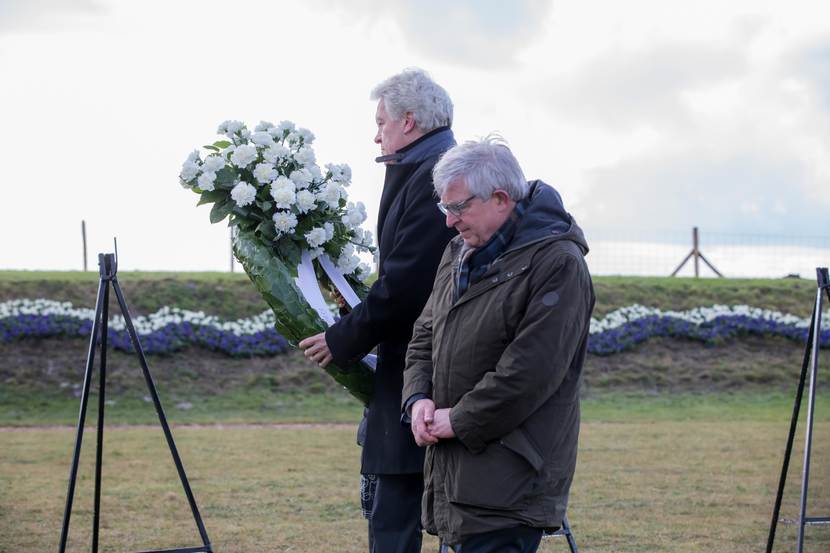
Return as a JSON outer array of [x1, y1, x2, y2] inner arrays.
[[1, 299, 827, 358]]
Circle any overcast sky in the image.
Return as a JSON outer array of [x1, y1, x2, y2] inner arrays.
[[1, 0, 828, 271]]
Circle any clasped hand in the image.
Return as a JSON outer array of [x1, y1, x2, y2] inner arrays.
[[410, 399, 455, 447]]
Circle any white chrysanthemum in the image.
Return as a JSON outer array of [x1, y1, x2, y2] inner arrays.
[[269, 177, 296, 209], [359, 229, 374, 248], [230, 144, 258, 168], [255, 121, 275, 132], [342, 202, 367, 227], [289, 168, 313, 189], [186, 150, 201, 164], [324, 222, 334, 241], [203, 155, 225, 173], [298, 127, 315, 144], [197, 171, 216, 191], [307, 164, 323, 182], [230, 181, 257, 207], [180, 160, 200, 183], [356, 263, 372, 281], [286, 131, 301, 145], [262, 144, 290, 164], [296, 189, 316, 213], [275, 120, 295, 137], [336, 244, 360, 274], [295, 146, 316, 166], [253, 163, 278, 184], [239, 128, 251, 140], [251, 131, 275, 148], [316, 182, 343, 207], [326, 163, 352, 184], [338, 253, 361, 275], [305, 227, 328, 248], [272, 211, 298, 235], [218, 120, 245, 136]]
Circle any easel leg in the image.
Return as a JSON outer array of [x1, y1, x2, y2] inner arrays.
[[92, 283, 110, 553], [797, 296, 823, 553], [59, 276, 107, 553], [111, 277, 212, 549], [766, 307, 815, 553]]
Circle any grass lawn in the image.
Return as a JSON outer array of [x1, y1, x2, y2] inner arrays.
[[1, 396, 828, 552]]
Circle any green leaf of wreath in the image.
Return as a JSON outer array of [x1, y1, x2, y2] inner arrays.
[[197, 190, 227, 206], [210, 199, 236, 224]]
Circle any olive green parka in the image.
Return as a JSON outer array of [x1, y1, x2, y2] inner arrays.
[[402, 181, 595, 544]]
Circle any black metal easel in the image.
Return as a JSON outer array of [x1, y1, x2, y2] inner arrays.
[[544, 515, 579, 552], [766, 267, 829, 553], [58, 249, 213, 553]]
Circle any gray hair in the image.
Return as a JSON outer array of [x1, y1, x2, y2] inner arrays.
[[370, 68, 453, 132], [433, 134, 528, 201]]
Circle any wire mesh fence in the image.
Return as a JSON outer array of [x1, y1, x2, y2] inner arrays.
[[584, 228, 830, 278]]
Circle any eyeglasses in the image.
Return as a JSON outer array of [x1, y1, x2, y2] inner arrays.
[[437, 194, 478, 217]]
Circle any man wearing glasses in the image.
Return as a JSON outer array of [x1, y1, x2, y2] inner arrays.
[[299, 68, 457, 553], [402, 136, 595, 552]]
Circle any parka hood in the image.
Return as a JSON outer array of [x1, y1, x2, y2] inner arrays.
[[509, 180, 589, 256]]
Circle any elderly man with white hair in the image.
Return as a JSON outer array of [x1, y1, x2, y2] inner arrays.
[[402, 136, 595, 552], [299, 68, 457, 553]]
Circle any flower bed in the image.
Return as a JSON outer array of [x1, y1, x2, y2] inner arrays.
[[1, 299, 827, 357]]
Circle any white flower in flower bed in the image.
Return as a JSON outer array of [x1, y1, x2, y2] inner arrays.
[[6, 299, 826, 341], [587, 303, 819, 334]]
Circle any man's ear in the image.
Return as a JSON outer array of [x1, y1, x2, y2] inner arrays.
[[493, 190, 511, 207], [403, 112, 417, 133]]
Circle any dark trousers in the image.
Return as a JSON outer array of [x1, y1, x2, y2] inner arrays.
[[446, 526, 543, 553], [367, 473, 423, 553]]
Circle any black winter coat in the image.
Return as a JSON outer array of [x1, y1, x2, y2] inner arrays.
[[326, 151, 457, 475]]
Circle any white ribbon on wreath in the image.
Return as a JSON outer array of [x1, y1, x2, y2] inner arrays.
[[294, 250, 377, 371]]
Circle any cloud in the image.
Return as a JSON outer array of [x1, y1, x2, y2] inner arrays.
[[574, 148, 829, 236], [544, 40, 748, 132], [790, 36, 830, 114], [0, 0, 106, 33], [312, 0, 552, 67]]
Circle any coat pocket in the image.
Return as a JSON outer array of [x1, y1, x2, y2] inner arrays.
[[445, 428, 542, 510]]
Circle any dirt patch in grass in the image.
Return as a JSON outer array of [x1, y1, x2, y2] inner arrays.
[[0, 338, 340, 398], [583, 335, 805, 394], [1, 333, 809, 401]]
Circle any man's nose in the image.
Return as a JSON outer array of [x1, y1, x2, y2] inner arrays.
[[445, 212, 459, 228], [374, 130, 381, 144]]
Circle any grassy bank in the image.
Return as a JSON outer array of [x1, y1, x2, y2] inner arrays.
[[0, 270, 817, 318]]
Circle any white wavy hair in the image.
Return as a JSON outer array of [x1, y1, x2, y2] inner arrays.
[[433, 134, 528, 201], [370, 68, 453, 132]]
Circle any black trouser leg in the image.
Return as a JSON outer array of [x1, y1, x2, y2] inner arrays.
[[368, 473, 423, 553], [451, 526, 543, 553]]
